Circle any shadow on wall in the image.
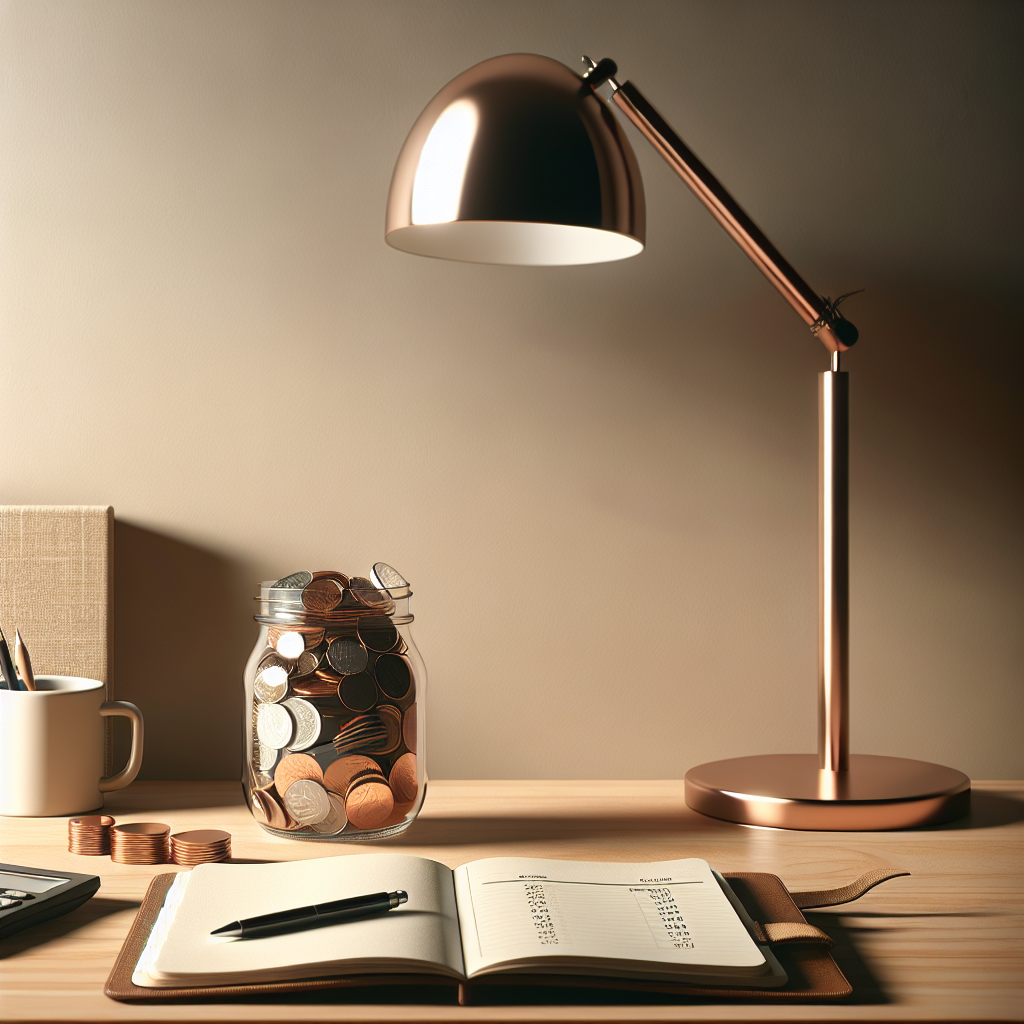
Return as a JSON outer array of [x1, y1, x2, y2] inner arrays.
[[112, 521, 252, 780]]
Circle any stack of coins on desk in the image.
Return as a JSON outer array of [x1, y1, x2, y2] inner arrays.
[[246, 562, 423, 840], [170, 829, 232, 865], [68, 815, 115, 856], [109, 822, 171, 864]]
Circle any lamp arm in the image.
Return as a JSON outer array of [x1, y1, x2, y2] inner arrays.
[[596, 73, 854, 353]]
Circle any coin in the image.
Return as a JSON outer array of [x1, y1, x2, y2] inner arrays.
[[312, 570, 351, 587], [345, 774, 394, 831], [309, 792, 348, 835], [357, 615, 398, 653], [371, 562, 409, 590], [389, 752, 418, 803], [273, 570, 313, 589], [290, 675, 337, 697], [339, 672, 377, 713], [68, 815, 115, 856], [254, 664, 289, 703], [257, 702, 294, 749], [273, 630, 305, 660], [257, 738, 279, 771], [293, 649, 322, 678], [253, 770, 274, 790], [374, 653, 412, 700], [377, 704, 403, 754], [327, 637, 368, 675], [257, 652, 292, 675], [110, 822, 171, 864], [170, 829, 232, 865], [283, 696, 321, 751], [252, 787, 288, 829], [274, 751, 323, 794], [333, 714, 390, 756], [301, 577, 344, 613], [402, 702, 417, 753], [270, 625, 326, 650], [349, 577, 390, 610], [323, 754, 381, 797], [283, 779, 331, 825]]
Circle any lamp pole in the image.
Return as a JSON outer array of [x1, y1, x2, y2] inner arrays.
[[583, 58, 968, 827]]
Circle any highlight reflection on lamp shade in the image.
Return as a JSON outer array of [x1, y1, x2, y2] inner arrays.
[[386, 54, 645, 266]]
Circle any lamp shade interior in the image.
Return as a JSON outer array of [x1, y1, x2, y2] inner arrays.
[[386, 54, 645, 266]]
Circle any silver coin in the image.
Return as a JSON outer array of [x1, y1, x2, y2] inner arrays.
[[309, 792, 348, 835], [254, 664, 289, 703], [273, 570, 313, 589], [371, 562, 409, 590], [327, 637, 368, 675], [257, 702, 294, 749], [283, 697, 321, 752], [274, 630, 305, 660], [258, 652, 291, 674], [283, 779, 331, 825], [292, 649, 322, 678], [256, 739, 279, 772]]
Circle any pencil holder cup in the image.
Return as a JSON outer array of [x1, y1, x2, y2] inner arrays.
[[0, 677, 144, 816], [242, 572, 425, 841]]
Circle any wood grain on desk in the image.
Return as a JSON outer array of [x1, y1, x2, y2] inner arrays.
[[0, 779, 1021, 1023]]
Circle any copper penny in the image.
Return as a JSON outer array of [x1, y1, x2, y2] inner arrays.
[[339, 672, 378, 713], [252, 787, 288, 829], [274, 752, 323, 795], [389, 752, 418, 803], [323, 754, 380, 798], [312, 570, 350, 587], [345, 777, 394, 831], [290, 676, 337, 697], [377, 704, 403, 754], [349, 578, 390, 610], [374, 653, 412, 700], [357, 615, 398, 653], [402, 702, 417, 753], [301, 578, 344, 613]]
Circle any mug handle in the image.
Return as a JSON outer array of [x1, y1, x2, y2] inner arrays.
[[98, 701, 145, 793]]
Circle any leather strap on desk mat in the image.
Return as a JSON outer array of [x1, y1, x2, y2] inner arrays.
[[105, 869, 908, 1004]]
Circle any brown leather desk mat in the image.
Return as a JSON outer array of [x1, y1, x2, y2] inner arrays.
[[106, 868, 907, 1004]]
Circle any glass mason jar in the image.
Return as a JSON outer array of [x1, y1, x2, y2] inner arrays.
[[241, 571, 425, 840]]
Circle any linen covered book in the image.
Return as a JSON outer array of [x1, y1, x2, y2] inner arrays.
[[131, 854, 788, 990]]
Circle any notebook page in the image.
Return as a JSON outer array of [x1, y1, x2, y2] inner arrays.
[[454, 857, 768, 980], [136, 854, 464, 986]]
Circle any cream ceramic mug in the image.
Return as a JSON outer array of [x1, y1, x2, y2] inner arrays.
[[0, 676, 144, 816]]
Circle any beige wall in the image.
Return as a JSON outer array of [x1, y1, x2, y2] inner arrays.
[[1, 0, 1020, 781]]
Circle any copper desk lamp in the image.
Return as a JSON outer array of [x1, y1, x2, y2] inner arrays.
[[386, 53, 969, 829]]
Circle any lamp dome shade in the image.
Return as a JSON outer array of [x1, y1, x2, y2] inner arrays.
[[385, 54, 645, 266]]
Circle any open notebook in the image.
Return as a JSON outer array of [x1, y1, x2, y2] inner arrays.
[[133, 854, 786, 989]]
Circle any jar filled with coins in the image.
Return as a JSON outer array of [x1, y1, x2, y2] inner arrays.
[[243, 564, 425, 841]]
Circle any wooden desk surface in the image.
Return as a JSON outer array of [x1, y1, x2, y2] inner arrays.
[[1, 780, 1021, 1022]]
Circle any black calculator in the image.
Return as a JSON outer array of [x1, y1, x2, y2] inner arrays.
[[0, 862, 100, 939]]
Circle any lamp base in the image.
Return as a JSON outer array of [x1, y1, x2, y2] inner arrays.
[[685, 753, 970, 831]]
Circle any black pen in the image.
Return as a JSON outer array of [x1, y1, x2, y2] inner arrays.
[[210, 889, 409, 938], [0, 627, 19, 691]]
